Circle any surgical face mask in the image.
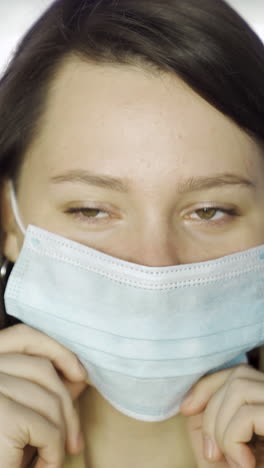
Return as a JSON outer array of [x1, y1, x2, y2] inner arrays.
[[4, 183, 264, 423]]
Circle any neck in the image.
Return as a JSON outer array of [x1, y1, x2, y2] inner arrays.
[[78, 386, 196, 468]]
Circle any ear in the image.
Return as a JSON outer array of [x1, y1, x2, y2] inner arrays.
[[0, 179, 21, 263]]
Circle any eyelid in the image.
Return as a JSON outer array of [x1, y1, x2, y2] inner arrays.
[[66, 205, 109, 215], [190, 208, 227, 220], [64, 204, 120, 224], [67, 206, 108, 213], [183, 202, 237, 214], [183, 204, 238, 221]]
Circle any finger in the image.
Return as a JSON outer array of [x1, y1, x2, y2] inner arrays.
[[202, 386, 226, 461], [186, 413, 228, 468], [221, 405, 264, 468], [0, 354, 87, 453], [0, 394, 66, 468], [62, 378, 88, 401], [202, 366, 264, 462], [0, 324, 88, 382], [180, 365, 253, 415], [0, 373, 67, 446], [215, 380, 264, 455]]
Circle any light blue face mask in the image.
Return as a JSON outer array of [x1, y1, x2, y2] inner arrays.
[[5, 183, 264, 422]]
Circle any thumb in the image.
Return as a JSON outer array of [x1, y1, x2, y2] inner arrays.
[[62, 378, 89, 401], [186, 413, 228, 468]]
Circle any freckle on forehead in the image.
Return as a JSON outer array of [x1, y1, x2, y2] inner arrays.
[[19, 57, 264, 194]]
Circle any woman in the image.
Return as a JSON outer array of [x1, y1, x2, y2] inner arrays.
[[0, 0, 264, 467]]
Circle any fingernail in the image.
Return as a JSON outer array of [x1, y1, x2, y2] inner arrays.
[[203, 435, 217, 460], [225, 456, 240, 468]]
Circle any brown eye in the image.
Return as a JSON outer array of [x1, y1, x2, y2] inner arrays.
[[189, 207, 238, 223], [196, 208, 218, 220], [66, 207, 109, 219], [81, 208, 102, 218]]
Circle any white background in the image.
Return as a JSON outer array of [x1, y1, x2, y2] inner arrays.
[[0, 0, 263, 74]]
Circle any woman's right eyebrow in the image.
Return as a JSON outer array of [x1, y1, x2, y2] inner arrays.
[[50, 170, 130, 193]]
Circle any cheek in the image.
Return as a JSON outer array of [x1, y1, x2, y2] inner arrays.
[[174, 216, 264, 264], [242, 215, 264, 246]]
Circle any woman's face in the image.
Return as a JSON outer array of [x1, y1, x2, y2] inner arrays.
[[2, 57, 264, 266]]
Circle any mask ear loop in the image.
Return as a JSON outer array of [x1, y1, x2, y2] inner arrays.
[[9, 180, 26, 236]]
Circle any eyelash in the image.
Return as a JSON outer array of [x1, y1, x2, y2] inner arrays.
[[65, 207, 110, 222], [65, 206, 238, 224], [189, 207, 238, 222]]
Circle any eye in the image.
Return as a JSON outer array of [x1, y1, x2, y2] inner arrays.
[[65, 207, 109, 221], [190, 207, 237, 221], [195, 208, 221, 220]]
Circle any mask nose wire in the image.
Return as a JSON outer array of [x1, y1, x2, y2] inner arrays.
[[9, 180, 26, 236]]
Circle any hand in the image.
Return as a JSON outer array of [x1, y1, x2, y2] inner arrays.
[[0, 323, 89, 468], [180, 364, 264, 468]]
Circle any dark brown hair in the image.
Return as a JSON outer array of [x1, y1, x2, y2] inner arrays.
[[0, 0, 264, 360]]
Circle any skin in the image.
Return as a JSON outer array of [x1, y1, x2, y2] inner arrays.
[[181, 364, 264, 468], [2, 57, 264, 468]]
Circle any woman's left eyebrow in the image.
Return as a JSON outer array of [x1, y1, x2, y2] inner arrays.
[[176, 173, 256, 194]]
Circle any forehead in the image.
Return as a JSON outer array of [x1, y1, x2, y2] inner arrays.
[[22, 57, 261, 182]]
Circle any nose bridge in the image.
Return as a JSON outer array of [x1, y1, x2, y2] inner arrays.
[[128, 222, 180, 267]]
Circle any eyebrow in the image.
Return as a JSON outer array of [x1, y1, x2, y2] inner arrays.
[[50, 170, 255, 193], [177, 173, 256, 193], [50, 170, 129, 192]]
